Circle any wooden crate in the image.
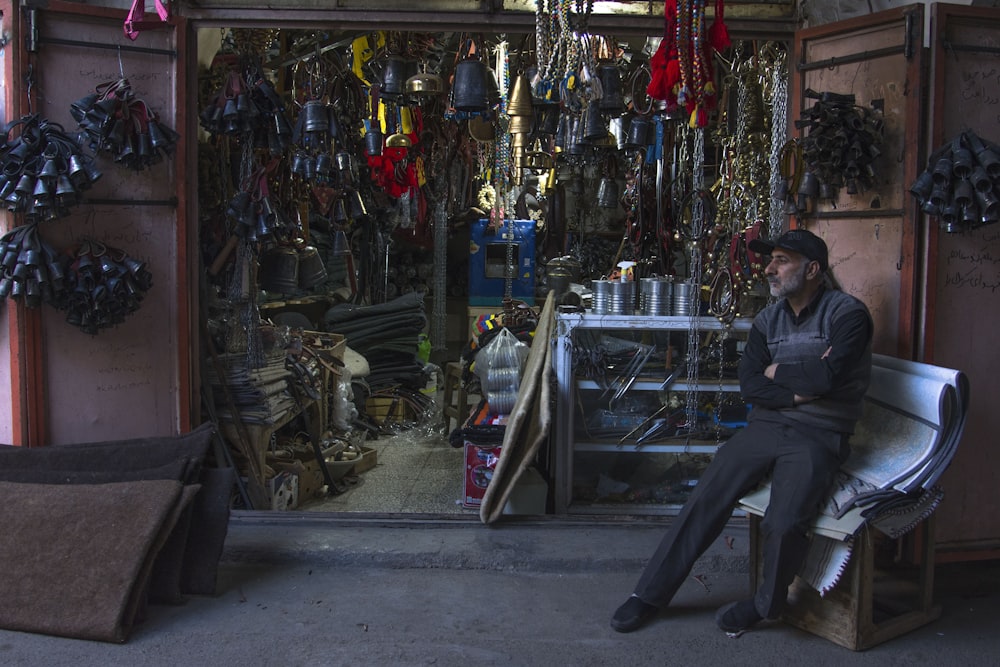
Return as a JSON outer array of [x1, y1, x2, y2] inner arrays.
[[749, 514, 940, 650]]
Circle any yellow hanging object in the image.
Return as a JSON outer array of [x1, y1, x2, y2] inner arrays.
[[415, 156, 427, 187], [689, 107, 699, 129], [377, 100, 387, 133], [399, 107, 414, 134], [352, 36, 372, 84]]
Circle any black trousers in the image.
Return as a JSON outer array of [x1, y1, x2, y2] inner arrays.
[[632, 419, 849, 618]]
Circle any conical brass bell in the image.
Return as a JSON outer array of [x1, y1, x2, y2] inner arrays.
[[507, 73, 534, 117], [510, 132, 530, 150], [508, 114, 533, 135]]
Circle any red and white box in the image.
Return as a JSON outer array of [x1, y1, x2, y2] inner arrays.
[[463, 442, 502, 508]]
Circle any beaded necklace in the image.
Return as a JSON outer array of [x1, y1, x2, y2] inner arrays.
[[675, 0, 691, 108]]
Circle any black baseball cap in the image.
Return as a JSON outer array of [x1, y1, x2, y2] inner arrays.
[[748, 229, 829, 272]]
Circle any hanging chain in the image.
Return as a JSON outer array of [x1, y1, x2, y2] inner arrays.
[[685, 128, 706, 434], [768, 46, 789, 241]]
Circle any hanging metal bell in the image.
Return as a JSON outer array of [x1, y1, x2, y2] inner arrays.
[[508, 114, 533, 135], [15, 173, 36, 195], [70, 93, 100, 122], [315, 152, 333, 177], [536, 107, 560, 136], [32, 177, 50, 204], [332, 198, 348, 223], [381, 55, 417, 98], [554, 114, 571, 150], [976, 187, 1000, 223], [365, 128, 383, 156], [258, 246, 300, 294], [507, 73, 534, 117], [55, 175, 77, 202], [597, 61, 624, 111], [624, 115, 651, 150], [236, 93, 251, 115], [931, 157, 953, 186], [953, 179, 975, 208], [597, 177, 619, 209], [222, 97, 238, 120], [148, 121, 171, 150], [302, 100, 328, 134], [297, 245, 328, 289], [452, 58, 491, 112], [583, 104, 608, 141], [405, 69, 444, 96]]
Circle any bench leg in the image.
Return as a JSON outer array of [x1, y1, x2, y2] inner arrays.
[[748, 516, 941, 650]]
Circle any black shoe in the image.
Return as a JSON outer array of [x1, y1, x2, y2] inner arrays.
[[715, 599, 763, 634], [610, 595, 659, 633]]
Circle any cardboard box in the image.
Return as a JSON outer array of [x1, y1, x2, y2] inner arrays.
[[502, 466, 548, 515], [365, 397, 409, 424], [463, 442, 502, 508], [268, 471, 299, 510], [352, 446, 378, 474]]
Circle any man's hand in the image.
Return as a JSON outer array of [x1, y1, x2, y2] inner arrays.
[[767, 346, 833, 404]]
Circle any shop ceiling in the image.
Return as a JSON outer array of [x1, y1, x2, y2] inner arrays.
[[180, 0, 796, 40]]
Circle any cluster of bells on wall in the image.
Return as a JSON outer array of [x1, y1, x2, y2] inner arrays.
[[910, 129, 1000, 233], [71, 78, 180, 172], [0, 114, 102, 222], [779, 89, 886, 214], [61, 239, 155, 335], [0, 223, 153, 335], [200, 68, 294, 156]]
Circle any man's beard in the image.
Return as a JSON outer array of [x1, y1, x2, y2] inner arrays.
[[768, 263, 808, 298]]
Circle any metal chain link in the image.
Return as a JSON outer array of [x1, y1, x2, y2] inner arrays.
[[685, 127, 706, 433], [768, 48, 789, 240]]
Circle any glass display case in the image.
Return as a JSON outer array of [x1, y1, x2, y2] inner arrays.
[[553, 312, 753, 515]]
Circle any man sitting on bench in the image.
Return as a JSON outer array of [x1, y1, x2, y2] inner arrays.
[[611, 229, 874, 634]]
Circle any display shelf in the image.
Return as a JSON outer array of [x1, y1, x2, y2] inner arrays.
[[572, 441, 722, 454], [575, 378, 742, 392], [553, 311, 752, 515]]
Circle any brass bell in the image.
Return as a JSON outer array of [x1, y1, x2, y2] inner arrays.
[[508, 114, 533, 135], [405, 68, 444, 96], [525, 151, 553, 171], [507, 73, 534, 117], [468, 116, 495, 143], [385, 132, 412, 148]]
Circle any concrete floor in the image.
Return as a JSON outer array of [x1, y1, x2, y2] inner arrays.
[[1, 518, 998, 666], [299, 424, 468, 515]]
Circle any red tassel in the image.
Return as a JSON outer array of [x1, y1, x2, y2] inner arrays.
[[708, 0, 731, 52], [647, 41, 670, 100]]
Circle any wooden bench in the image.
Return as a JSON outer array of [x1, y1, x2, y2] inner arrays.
[[738, 354, 969, 650]]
